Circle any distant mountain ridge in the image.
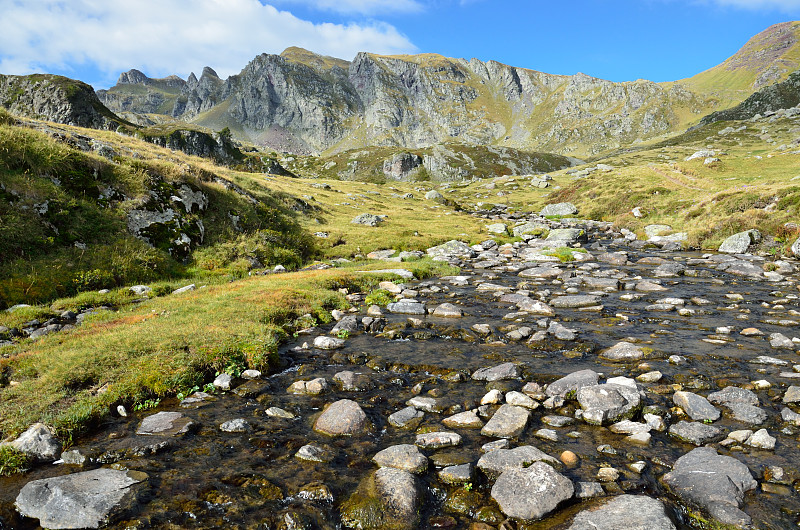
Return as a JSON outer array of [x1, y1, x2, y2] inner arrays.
[[95, 22, 800, 158]]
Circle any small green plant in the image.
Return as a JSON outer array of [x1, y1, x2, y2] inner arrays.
[[203, 382, 217, 394], [176, 384, 200, 401], [336, 329, 351, 339], [463, 482, 473, 491], [132, 398, 161, 412], [365, 289, 393, 307], [703, 418, 713, 424], [0, 446, 30, 476]]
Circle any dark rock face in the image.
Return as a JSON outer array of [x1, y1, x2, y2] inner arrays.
[[699, 70, 800, 125], [0, 74, 122, 129]]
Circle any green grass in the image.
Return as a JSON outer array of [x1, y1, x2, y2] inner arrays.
[[0, 258, 456, 441], [0, 446, 29, 476]]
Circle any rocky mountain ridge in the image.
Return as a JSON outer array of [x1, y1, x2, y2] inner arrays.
[[98, 22, 800, 158]]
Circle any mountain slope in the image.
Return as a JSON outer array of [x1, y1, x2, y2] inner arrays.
[[97, 22, 800, 159]]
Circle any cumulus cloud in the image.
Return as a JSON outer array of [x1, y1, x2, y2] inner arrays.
[[0, 0, 417, 87], [274, 0, 425, 14]]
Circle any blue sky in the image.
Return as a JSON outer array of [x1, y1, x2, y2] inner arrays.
[[1, 0, 799, 89]]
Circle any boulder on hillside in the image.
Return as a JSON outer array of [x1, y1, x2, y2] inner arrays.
[[352, 213, 384, 227], [718, 230, 761, 254], [540, 202, 578, 217]]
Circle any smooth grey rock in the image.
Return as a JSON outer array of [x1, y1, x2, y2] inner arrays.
[[513, 221, 548, 237], [172, 283, 195, 294], [313, 335, 346, 349], [331, 315, 360, 334], [471, 362, 519, 381], [718, 230, 761, 254], [546, 228, 586, 243], [577, 383, 641, 425], [727, 403, 767, 425], [15, 468, 147, 529], [213, 372, 233, 391], [486, 223, 508, 235], [477, 445, 557, 479], [426, 240, 475, 259], [653, 262, 686, 277], [406, 396, 446, 413], [746, 428, 776, 450], [551, 295, 601, 308], [600, 341, 646, 361], [313, 399, 370, 436], [668, 420, 724, 446], [491, 462, 574, 520], [783, 386, 800, 403], [673, 391, 720, 422], [546, 369, 600, 398], [374, 468, 421, 528], [575, 481, 605, 499], [481, 404, 530, 438], [219, 418, 251, 433], [439, 463, 473, 484], [389, 406, 425, 429], [415, 431, 462, 449], [540, 202, 578, 217], [432, 303, 462, 318], [708, 386, 759, 407], [387, 301, 426, 315], [296, 444, 334, 462], [442, 410, 484, 429], [136, 412, 195, 436], [7, 423, 61, 462], [663, 447, 756, 527], [770, 332, 794, 349], [373, 444, 428, 474], [567, 495, 676, 530], [425, 190, 443, 200], [333, 370, 373, 392]]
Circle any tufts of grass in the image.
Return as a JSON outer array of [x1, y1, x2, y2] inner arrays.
[[365, 289, 394, 307], [0, 446, 30, 476]]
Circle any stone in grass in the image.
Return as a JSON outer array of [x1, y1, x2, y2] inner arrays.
[[351, 213, 383, 227], [481, 405, 530, 438], [491, 462, 574, 520], [6, 423, 61, 462], [540, 202, 578, 217], [373, 444, 428, 474], [15, 468, 148, 530], [567, 495, 676, 530], [662, 446, 756, 528], [136, 412, 195, 437], [313, 399, 371, 436]]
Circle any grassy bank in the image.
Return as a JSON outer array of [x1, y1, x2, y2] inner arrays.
[[0, 259, 456, 445]]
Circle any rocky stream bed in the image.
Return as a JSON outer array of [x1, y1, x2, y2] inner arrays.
[[4, 207, 800, 529]]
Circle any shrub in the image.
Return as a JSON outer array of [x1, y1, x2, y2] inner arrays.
[[0, 446, 29, 476]]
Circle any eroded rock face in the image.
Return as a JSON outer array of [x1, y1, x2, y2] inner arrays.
[[15, 468, 148, 529]]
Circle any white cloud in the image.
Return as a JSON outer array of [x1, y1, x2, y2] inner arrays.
[[0, 0, 417, 87], [274, 0, 424, 14]]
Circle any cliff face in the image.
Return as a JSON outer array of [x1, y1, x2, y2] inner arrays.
[[699, 70, 800, 125], [96, 22, 800, 158], [0, 74, 122, 129]]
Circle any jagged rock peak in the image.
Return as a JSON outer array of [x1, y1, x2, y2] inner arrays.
[[118, 69, 150, 85], [201, 67, 220, 79]]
